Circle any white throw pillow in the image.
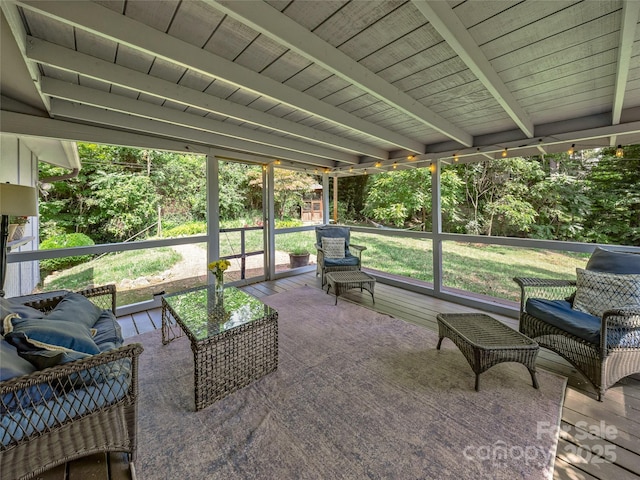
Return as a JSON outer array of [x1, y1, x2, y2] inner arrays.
[[322, 237, 345, 259], [573, 268, 640, 317]]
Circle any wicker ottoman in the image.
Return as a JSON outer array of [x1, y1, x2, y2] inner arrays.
[[436, 313, 539, 391], [325, 271, 375, 305]]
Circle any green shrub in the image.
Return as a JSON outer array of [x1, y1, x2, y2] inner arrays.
[[162, 222, 206, 237], [275, 218, 303, 228], [40, 233, 95, 272]]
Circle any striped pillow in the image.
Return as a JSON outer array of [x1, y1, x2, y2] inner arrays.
[[322, 237, 345, 259]]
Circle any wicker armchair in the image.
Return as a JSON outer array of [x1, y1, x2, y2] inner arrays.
[[1, 285, 144, 480], [315, 225, 366, 285], [514, 277, 640, 401]]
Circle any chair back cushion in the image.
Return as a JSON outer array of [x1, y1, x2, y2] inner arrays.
[[322, 237, 345, 259], [586, 247, 640, 274], [573, 268, 640, 317], [315, 226, 350, 249]]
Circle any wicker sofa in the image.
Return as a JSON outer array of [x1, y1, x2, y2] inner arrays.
[[514, 247, 640, 401], [0, 285, 143, 480]]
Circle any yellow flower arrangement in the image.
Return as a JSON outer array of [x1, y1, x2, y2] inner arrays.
[[207, 259, 231, 282]]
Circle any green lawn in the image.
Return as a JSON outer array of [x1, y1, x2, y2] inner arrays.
[[40, 230, 589, 306]]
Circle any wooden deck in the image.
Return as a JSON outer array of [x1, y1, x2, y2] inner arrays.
[[40, 272, 640, 480]]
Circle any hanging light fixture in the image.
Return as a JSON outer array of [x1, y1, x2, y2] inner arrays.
[[407, 155, 415, 161], [616, 145, 624, 158], [429, 163, 436, 173], [453, 153, 459, 162], [392, 162, 397, 169], [501, 148, 508, 158], [567, 144, 575, 155], [374, 161, 382, 168]]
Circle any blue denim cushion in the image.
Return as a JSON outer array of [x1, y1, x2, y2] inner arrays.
[[45, 293, 104, 329], [0, 298, 43, 334], [1, 339, 55, 413], [0, 339, 36, 381], [92, 310, 123, 349], [526, 298, 601, 345]]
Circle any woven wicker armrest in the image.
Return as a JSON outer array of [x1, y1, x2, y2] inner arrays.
[[20, 284, 117, 314], [602, 306, 640, 327], [513, 277, 577, 309], [0, 343, 143, 395], [349, 244, 366, 252]]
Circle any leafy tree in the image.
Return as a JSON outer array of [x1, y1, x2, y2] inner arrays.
[[219, 162, 255, 221], [86, 172, 159, 241], [528, 174, 590, 241], [583, 146, 640, 245], [363, 167, 463, 230], [455, 158, 544, 236], [247, 168, 317, 219]]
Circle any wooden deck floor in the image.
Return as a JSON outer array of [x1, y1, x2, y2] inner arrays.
[[41, 272, 640, 480]]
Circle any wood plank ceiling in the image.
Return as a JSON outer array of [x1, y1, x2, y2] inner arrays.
[[1, 0, 640, 175]]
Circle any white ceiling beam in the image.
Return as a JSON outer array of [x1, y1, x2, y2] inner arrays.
[[1, 110, 201, 153], [40, 78, 359, 164], [611, 0, 640, 125], [0, 2, 49, 111], [26, 37, 386, 160], [49, 99, 336, 168], [17, 0, 423, 153], [207, 0, 473, 148], [411, 0, 535, 139]]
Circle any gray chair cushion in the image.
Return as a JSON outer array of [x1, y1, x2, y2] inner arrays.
[[586, 247, 640, 274], [315, 226, 351, 249], [324, 254, 360, 267]]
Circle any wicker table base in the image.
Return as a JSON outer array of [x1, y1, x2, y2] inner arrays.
[[436, 313, 539, 391], [162, 286, 278, 411], [325, 271, 376, 305]]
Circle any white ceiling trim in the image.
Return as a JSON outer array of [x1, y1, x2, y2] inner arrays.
[[41, 78, 359, 164], [17, 0, 423, 152], [411, 0, 535, 139], [208, 0, 473, 147], [611, 0, 640, 126], [0, 2, 49, 111], [1, 110, 202, 153], [49, 99, 337, 168], [26, 37, 387, 160]]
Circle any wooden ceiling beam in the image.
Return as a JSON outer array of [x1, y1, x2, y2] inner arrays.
[[17, 0, 422, 152], [611, 0, 640, 126], [25, 37, 386, 160], [206, 0, 473, 147], [411, 0, 535, 139], [49, 99, 337, 168], [40, 78, 359, 164]]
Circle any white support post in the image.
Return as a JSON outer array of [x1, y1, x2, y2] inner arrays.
[[207, 154, 220, 285], [431, 160, 443, 295], [322, 173, 330, 224], [265, 164, 276, 280]]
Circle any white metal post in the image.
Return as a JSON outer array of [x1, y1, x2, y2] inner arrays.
[[431, 159, 443, 295], [207, 153, 220, 285], [322, 172, 330, 224], [265, 163, 276, 280]]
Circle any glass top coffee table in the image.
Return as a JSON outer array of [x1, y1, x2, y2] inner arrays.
[[161, 285, 278, 410]]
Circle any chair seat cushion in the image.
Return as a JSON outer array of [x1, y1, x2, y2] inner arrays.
[[324, 254, 360, 267], [526, 298, 601, 345]]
